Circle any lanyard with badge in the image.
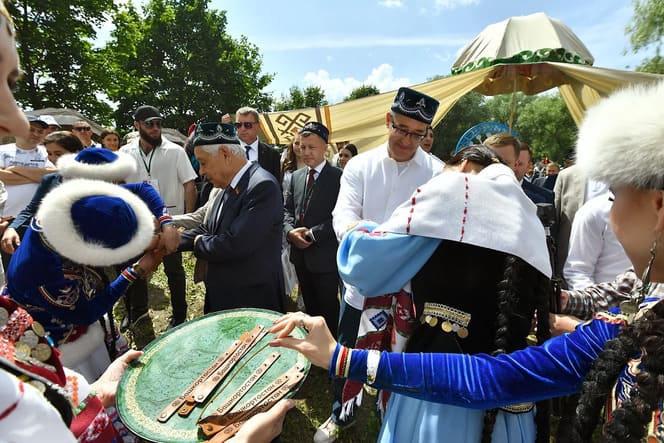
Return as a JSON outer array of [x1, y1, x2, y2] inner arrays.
[[139, 143, 159, 194]]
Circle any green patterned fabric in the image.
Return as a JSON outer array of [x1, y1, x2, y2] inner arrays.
[[451, 48, 593, 75]]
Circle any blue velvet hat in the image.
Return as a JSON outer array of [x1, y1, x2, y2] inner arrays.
[[37, 179, 154, 266], [391, 87, 439, 125], [298, 121, 329, 143], [192, 122, 240, 147], [57, 147, 136, 181]]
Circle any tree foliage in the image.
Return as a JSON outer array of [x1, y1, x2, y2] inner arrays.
[[430, 90, 574, 163], [273, 85, 328, 111], [625, 0, 664, 73], [103, 0, 274, 132], [343, 84, 380, 102], [9, 0, 116, 123]]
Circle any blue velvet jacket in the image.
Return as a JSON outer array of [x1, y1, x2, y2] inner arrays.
[[5, 183, 170, 344]]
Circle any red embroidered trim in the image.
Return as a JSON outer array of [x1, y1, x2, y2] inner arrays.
[[460, 176, 469, 241], [0, 381, 24, 420], [406, 188, 421, 234]]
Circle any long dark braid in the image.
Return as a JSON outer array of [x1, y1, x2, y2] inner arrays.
[[603, 299, 664, 442], [569, 300, 664, 441], [481, 255, 521, 443], [480, 256, 552, 443]]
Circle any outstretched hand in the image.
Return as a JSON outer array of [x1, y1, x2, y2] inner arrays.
[[231, 399, 295, 443], [91, 350, 142, 407], [269, 312, 337, 369]]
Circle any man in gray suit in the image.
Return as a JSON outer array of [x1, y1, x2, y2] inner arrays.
[[284, 122, 342, 336]]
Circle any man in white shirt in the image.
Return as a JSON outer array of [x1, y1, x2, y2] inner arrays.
[[121, 105, 197, 331], [0, 114, 53, 270], [563, 193, 631, 290], [316, 88, 443, 443]]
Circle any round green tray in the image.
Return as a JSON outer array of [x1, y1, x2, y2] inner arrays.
[[116, 308, 309, 442]]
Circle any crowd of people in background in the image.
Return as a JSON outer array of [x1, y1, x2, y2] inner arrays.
[[0, 0, 663, 441]]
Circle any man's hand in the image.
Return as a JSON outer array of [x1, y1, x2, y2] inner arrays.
[[287, 227, 312, 249], [1, 227, 20, 254], [549, 313, 582, 337], [159, 224, 180, 253]]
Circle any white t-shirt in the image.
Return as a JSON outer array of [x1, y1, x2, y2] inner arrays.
[[332, 143, 443, 308], [0, 143, 51, 217], [120, 138, 197, 215]]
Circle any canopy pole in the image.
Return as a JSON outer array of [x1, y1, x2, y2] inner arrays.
[[508, 78, 517, 131]]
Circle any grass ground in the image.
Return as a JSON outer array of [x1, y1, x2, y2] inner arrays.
[[115, 251, 381, 442]]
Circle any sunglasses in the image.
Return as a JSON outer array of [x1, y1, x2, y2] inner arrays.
[[234, 122, 258, 129], [142, 120, 162, 128], [72, 126, 91, 132], [194, 122, 238, 141]]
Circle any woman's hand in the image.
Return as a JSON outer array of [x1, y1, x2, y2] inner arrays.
[[269, 313, 337, 370], [231, 399, 294, 443], [91, 350, 142, 407]]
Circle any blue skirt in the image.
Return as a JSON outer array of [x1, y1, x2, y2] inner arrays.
[[378, 393, 536, 443]]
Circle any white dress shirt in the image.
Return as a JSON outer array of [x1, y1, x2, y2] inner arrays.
[[564, 193, 631, 290], [332, 143, 443, 308]]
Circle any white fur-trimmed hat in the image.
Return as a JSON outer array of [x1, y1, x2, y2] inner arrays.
[[37, 179, 154, 266], [56, 147, 136, 181], [576, 80, 664, 189]]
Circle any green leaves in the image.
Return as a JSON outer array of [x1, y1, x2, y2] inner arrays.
[[625, 0, 664, 73]]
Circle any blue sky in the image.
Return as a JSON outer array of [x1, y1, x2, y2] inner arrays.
[[111, 0, 646, 104]]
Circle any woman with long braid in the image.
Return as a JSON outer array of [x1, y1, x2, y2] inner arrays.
[[271, 81, 664, 442], [315, 145, 552, 442]]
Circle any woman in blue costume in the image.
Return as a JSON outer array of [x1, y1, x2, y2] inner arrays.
[[3, 176, 173, 380], [271, 81, 664, 442], [302, 144, 553, 443]]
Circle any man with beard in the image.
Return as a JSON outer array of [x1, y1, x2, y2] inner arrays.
[[120, 105, 197, 331]]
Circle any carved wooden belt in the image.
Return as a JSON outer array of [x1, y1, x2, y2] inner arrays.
[[157, 324, 267, 422], [198, 363, 305, 441]]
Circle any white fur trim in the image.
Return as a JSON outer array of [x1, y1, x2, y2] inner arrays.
[[37, 179, 154, 266], [56, 151, 137, 181], [576, 80, 664, 189]]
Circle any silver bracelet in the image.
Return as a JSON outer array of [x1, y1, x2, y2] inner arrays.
[[366, 350, 380, 385]]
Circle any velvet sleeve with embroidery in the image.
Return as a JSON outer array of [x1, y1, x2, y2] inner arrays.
[[337, 221, 440, 296], [121, 182, 172, 227], [6, 225, 138, 343], [335, 314, 622, 408]]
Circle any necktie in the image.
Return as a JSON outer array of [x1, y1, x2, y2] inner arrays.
[[306, 168, 316, 191], [300, 169, 316, 222], [245, 145, 251, 160]]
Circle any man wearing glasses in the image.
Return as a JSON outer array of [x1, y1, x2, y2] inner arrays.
[[235, 106, 281, 181], [71, 120, 97, 148], [120, 105, 197, 332], [318, 88, 443, 443]]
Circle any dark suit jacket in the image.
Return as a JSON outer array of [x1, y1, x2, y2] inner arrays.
[[522, 179, 554, 205], [257, 141, 281, 182], [180, 163, 284, 313], [284, 162, 342, 274]]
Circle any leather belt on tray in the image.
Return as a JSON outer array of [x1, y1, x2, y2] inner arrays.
[[157, 324, 267, 422]]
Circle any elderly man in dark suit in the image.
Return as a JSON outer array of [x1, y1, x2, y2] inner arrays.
[[284, 122, 342, 336], [235, 106, 281, 181], [179, 122, 284, 313]]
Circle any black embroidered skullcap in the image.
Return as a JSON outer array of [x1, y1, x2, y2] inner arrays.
[[298, 121, 329, 143], [192, 122, 240, 146], [391, 87, 439, 124]]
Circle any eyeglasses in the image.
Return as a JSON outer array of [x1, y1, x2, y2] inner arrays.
[[142, 120, 162, 128], [194, 122, 238, 141], [390, 123, 425, 142], [72, 126, 91, 132], [234, 122, 258, 129]]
